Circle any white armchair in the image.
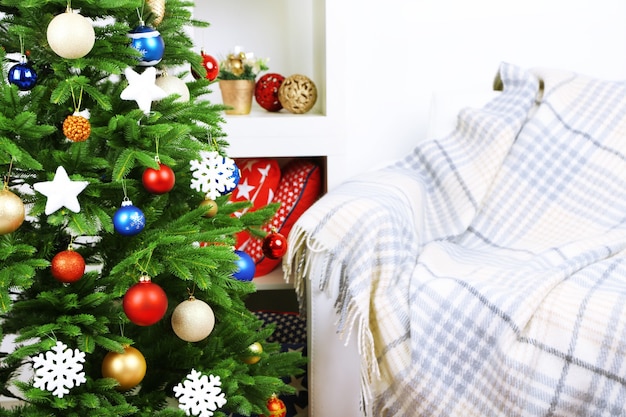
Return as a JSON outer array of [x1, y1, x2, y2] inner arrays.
[[286, 62, 626, 417]]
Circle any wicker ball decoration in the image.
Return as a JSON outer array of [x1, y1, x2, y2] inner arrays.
[[277, 74, 317, 114], [63, 114, 91, 142]]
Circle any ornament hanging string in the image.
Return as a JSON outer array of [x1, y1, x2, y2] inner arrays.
[[186, 284, 196, 299], [69, 84, 84, 113], [136, 4, 146, 26], [3, 157, 14, 190], [18, 34, 24, 57], [154, 137, 161, 164]]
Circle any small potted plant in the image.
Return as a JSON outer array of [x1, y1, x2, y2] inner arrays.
[[218, 46, 268, 115]]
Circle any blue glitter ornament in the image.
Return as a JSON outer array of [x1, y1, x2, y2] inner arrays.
[[232, 250, 255, 281], [8, 56, 38, 91], [224, 161, 240, 195], [128, 25, 165, 66], [113, 199, 145, 236]]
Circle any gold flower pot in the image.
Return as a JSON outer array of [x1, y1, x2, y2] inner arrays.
[[219, 79, 255, 115]]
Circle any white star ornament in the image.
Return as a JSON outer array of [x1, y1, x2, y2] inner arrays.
[[120, 66, 167, 114], [33, 166, 89, 215]]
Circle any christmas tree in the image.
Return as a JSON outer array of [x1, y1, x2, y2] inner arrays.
[[0, 1, 305, 416]]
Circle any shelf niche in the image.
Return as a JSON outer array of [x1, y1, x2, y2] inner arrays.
[[192, 0, 326, 116]]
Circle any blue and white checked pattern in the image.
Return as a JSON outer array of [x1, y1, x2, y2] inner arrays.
[[285, 62, 626, 416]]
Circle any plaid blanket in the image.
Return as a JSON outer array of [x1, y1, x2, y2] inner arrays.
[[285, 62, 626, 416]]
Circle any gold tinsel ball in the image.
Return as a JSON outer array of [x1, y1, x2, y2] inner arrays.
[[0, 188, 25, 235], [63, 114, 91, 142], [171, 297, 216, 342], [46, 11, 95, 59], [102, 345, 147, 391], [277, 74, 317, 114], [146, 0, 166, 26]]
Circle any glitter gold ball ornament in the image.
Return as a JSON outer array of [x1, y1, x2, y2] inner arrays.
[[0, 187, 25, 235], [62, 113, 91, 142], [198, 197, 218, 218], [261, 394, 287, 417], [171, 296, 216, 342], [50, 249, 85, 283], [101, 345, 147, 391], [278, 74, 318, 114], [146, 0, 166, 26], [242, 342, 263, 365], [46, 10, 95, 59]]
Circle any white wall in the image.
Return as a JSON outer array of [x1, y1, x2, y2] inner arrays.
[[341, 0, 626, 177]]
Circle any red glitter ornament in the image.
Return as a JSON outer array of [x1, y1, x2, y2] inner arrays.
[[123, 275, 168, 326], [262, 229, 288, 260], [261, 395, 286, 417], [51, 249, 85, 283], [255, 73, 285, 112]]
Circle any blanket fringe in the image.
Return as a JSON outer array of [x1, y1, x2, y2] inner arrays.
[[284, 223, 379, 413]]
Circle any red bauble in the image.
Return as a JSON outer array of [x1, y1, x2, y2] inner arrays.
[[51, 250, 85, 283], [123, 277, 168, 326], [261, 395, 286, 417], [255, 73, 285, 112], [142, 163, 175, 194], [193, 51, 219, 81], [262, 230, 288, 259]]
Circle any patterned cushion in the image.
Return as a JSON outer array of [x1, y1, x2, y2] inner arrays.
[[231, 158, 281, 248], [247, 159, 322, 277]]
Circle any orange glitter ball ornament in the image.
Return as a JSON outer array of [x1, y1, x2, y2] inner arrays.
[[62, 114, 91, 142]]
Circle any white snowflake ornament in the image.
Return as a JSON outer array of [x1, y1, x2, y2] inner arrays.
[[32, 341, 86, 398], [189, 151, 240, 200], [173, 369, 227, 417]]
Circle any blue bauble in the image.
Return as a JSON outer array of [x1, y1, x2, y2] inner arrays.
[[8, 62, 38, 91], [113, 201, 145, 236], [233, 250, 255, 281], [128, 25, 165, 66], [224, 161, 240, 195]]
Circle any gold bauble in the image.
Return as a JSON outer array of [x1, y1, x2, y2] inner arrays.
[[242, 342, 263, 365], [277, 74, 318, 114], [146, 0, 166, 26], [171, 297, 216, 342], [101, 346, 147, 391], [0, 188, 25, 235], [199, 198, 218, 218], [46, 11, 95, 59]]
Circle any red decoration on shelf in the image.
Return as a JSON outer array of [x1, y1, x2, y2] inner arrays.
[[122, 275, 168, 326], [262, 229, 288, 260], [255, 73, 285, 112], [142, 162, 175, 194], [51, 249, 85, 283]]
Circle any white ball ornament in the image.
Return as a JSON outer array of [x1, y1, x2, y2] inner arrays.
[[171, 296, 216, 342], [155, 75, 190, 102], [46, 10, 95, 59]]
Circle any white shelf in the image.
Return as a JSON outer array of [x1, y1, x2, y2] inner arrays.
[[191, 0, 347, 291], [253, 268, 293, 291]]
